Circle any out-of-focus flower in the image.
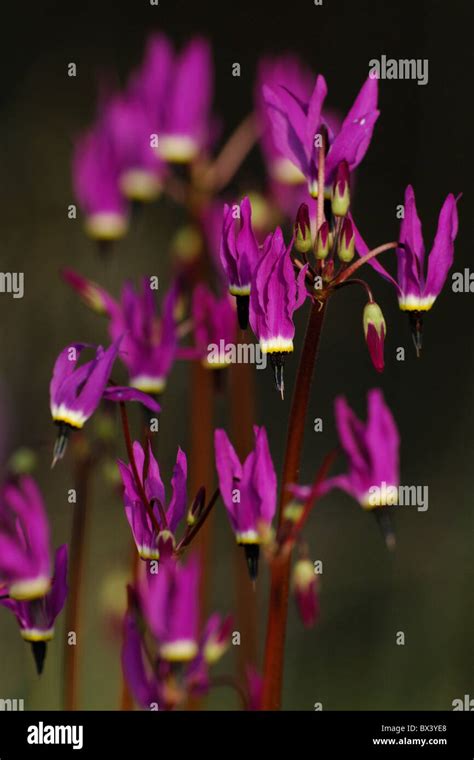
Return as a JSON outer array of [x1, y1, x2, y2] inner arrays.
[[263, 75, 378, 195], [249, 227, 307, 395], [121, 610, 167, 709], [214, 426, 277, 580], [72, 124, 128, 240], [322, 389, 399, 511], [157, 38, 214, 163], [128, 33, 173, 131], [245, 666, 263, 711], [0, 545, 68, 674], [363, 301, 386, 373], [63, 271, 179, 395], [0, 476, 51, 600], [103, 93, 165, 202], [256, 55, 342, 218], [139, 557, 200, 662], [201, 613, 234, 665], [292, 557, 319, 628], [117, 441, 187, 560], [192, 285, 236, 369]]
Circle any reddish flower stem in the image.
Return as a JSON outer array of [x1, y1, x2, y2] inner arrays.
[[261, 300, 327, 710]]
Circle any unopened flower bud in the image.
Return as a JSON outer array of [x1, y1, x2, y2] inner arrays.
[[315, 221, 330, 260], [337, 218, 355, 263], [331, 161, 350, 217], [363, 301, 386, 373], [294, 203, 312, 254], [292, 558, 319, 628]]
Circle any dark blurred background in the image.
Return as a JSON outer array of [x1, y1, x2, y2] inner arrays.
[[0, 0, 472, 710]]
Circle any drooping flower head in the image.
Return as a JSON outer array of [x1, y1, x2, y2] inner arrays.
[[363, 301, 386, 373], [139, 557, 200, 662], [263, 74, 379, 196], [324, 389, 400, 511], [0, 476, 51, 600], [0, 545, 68, 674], [122, 561, 232, 710], [214, 426, 277, 579], [50, 340, 123, 431], [192, 285, 236, 370], [72, 124, 128, 240], [354, 186, 459, 354], [118, 441, 187, 560], [49, 338, 161, 465], [102, 92, 165, 202], [157, 38, 214, 163], [128, 33, 173, 130], [250, 227, 307, 395], [62, 271, 179, 395], [219, 197, 260, 328], [250, 228, 307, 353]]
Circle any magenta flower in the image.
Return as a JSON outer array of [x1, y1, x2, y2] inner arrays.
[[323, 389, 400, 511], [359, 186, 459, 313], [0, 545, 68, 674], [72, 124, 128, 240], [121, 611, 165, 709], [139, 557, 200, 662], [118, 441, 187, 560], [0, 476, 51, 600], [102, 93, 165, 202], [263, 75, 379, 195], [355, 186, 459, 354], [220, 197, 260, 328], [192, 285, 236, 369], [214, 426, 277, 579], [128, 33, 173, 130], [50, 338, 160, 465], [245, 666, 263, 711], [157, 38, 214, 163], [63, 271, 179, 395], [108, 280, 179, 395], [249, 227, 307, 395], [122, 569, 232, 710], [50, 340, 123, 431]]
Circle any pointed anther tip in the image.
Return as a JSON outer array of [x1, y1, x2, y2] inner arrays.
[[243, 545, 260, 583], [30, 641, 47, 675]]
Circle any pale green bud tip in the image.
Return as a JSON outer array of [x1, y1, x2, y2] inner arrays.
[[331, 161, 350, 217], [315, 221, 330, 260], [337, 218, 355, 263], [363, 301, 386, 338]]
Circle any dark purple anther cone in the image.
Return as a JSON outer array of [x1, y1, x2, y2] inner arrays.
[[269, 353, 285, 399], [236, 294, 250, 330], [408, 311, 423, 358], [244, 545, 259, 582], [30, 641, 47, 675]]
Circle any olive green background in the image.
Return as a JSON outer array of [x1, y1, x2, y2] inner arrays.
[[0, 0, 472, 710]]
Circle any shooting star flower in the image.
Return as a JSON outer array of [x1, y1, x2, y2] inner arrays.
[[354, 186, 459, 355], [249, 227, 307, 396], [118, 441, 187, 560], [0, 545, 68, 674], [219, 197, 260, 329], [72, 124, 128, 241], [192, 285, 236, 370], [263, 74, 378, 195], [0, 476, 52, 601], [214, 426, 277, 580]]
